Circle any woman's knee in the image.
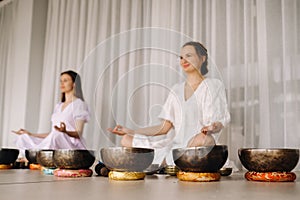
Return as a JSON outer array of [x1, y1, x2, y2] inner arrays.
[[15, 134, 32, 147], [188, 133, 215, 147], [203, 134, 216, 146], [121, 135, 133, 147]]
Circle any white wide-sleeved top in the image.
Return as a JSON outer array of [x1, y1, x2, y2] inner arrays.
[[51, 98, 90, 131], [49, 98, 90, 148], [133, 78, 230, 164], [158, 78, 230, 147]]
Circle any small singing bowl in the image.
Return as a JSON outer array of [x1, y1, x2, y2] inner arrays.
[[25, 149, 41, 164], [219, 167, 233, 176], [37, 150, 55, 168], [0, 148, 19, 164], [238, 148, 299, 172], [53, 149, 95, 169], [101, 147, 154, 172], [173, 145, 228, 172]]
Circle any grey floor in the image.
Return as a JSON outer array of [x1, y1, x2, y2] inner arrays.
[[0, 169, 299, 200]]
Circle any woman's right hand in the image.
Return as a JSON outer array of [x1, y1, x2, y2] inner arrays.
[[11, 129, 31, 136], [107, 125, 134, 136]]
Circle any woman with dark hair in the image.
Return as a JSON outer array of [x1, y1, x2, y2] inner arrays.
[[108, 41, 230, 164], [12, 70, 90, 157]]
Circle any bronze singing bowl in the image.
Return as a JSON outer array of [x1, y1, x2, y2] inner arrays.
[[25, 149, 41, 164], [53, 149, 95, 169], [238, 148, 299, 172], [172, 145, 228, 172], [36, 149, 55, 168], [219, 167, 233, 176], [101, 147, 154, 172], [0, 148, 19, 164]]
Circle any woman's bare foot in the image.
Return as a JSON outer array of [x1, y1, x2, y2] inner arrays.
[[16, 157, 28, 163]]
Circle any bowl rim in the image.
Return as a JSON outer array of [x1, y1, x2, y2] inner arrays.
[[25, 148, 42, 152], [0, 148, 19, 152], [38, 149, 55, 151], [53, 149, 95, 158], [53, 149, 95, 153], [37, 149, 55, 155], [238, 148, 299, 152], [219, 167, 233, 171], [101, 147, 155, 152], [172, 145, 228, 152]]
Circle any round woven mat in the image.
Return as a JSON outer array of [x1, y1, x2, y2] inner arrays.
[[177, 171, 221, 182], [245, 171, 296, 182], [53, 169, 93, 178], [108, 171, 146, 181]]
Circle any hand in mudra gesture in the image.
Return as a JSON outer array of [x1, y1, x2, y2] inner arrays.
[[107, 125, 134, 136], [11, 129, 31, 136], [201, 122, 223, 135], [54, 122, 67, 133]]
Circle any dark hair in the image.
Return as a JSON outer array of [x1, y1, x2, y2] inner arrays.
[[60, 70, 85, 102], [182, 41, 208, 75]]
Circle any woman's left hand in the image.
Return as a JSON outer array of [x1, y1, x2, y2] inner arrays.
[[107, 125, 134, 136], [54, 122, 67, 133], [201, 122, 223, 135]]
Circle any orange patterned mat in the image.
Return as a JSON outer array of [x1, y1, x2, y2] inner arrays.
[[245, 171, 296, 182]]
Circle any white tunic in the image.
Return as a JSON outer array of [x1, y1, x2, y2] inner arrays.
[[15, 98, 90, 156], [132, 78, 230, 164]]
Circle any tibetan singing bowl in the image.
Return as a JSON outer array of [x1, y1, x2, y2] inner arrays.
[[0, 148, 19, 164], [219, 167, 233, 176], [101, 147, 154, 172], [172, 145, 228, 172], [37, 149, 55, 168], [238, 148, 299, 172], [53, 149, 95, 169], [25, 149, 41, 164]]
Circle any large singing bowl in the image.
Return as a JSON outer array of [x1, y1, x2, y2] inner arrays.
[[0, 148, 19, 164], [37, 149, 55, 168], [238, 148, 299, 172], [101, 147, 154, 172], [172, 145, 228, 172], [53, 149, 95, 169]]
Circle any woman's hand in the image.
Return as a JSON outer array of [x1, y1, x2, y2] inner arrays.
[[54, 121, 84, 139], [11, 129, 32, 136], [107, 125, 134, 136], [201, 122, 223, 135], [12, 129, 48, 138], [54, 122, 67, 133]]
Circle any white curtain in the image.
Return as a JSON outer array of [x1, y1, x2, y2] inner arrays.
[[0, 0, 16, 147], [1, 0, 299, 169], [0, 1, 12, 146]]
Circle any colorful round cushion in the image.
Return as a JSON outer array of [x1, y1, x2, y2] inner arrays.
[[29, 163, 41, 170], [53, 169, 93, 178], [245, 171, 297, 182], [177, 171, 221, 182], [108, 171, 146, 181], [0, 164, 13, 169]]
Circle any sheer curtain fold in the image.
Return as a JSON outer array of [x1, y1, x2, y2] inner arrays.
[[0, 1, 14, 146], [0, 0, 299, 168]]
